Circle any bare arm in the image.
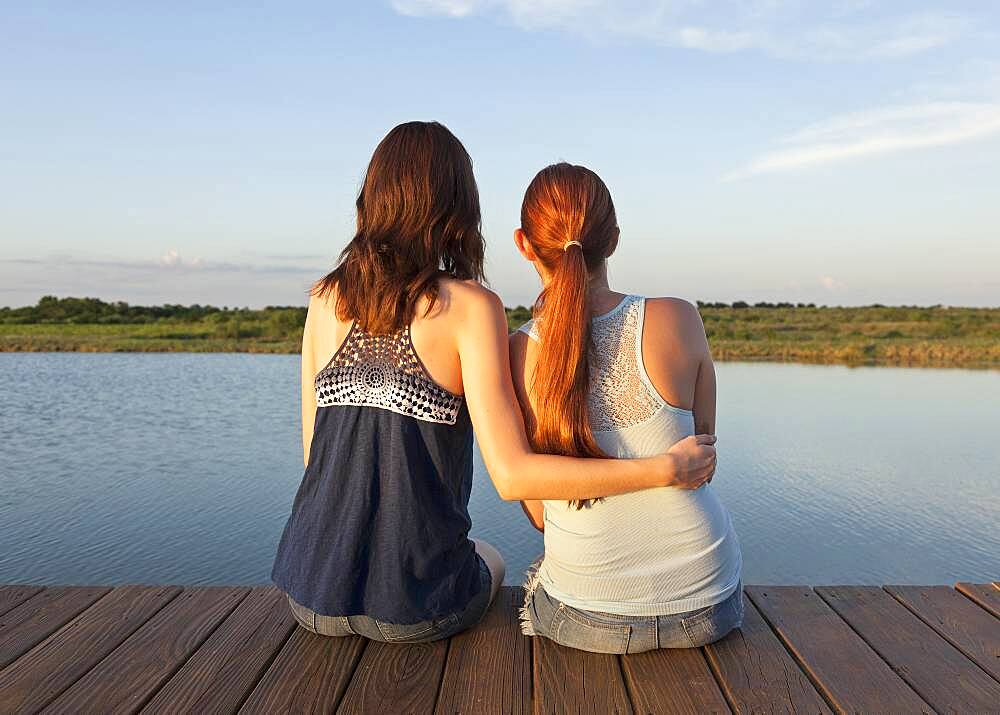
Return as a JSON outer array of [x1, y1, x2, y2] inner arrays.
[[301, 302, 319, 467], [690, 316, 717, 436], [520, 500, 545, 531], [458, 289, 711, 501]]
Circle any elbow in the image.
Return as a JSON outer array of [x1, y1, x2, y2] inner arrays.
[[491, 468, 522, 501]]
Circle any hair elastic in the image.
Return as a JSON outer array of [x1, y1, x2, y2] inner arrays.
[[563, 240, 583, 251]]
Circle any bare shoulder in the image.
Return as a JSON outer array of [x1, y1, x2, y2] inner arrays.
[[643, 297, 708, 350], [438, 278, 505, 318], [645, 296, 703, 327], [307, 289, 337, 318]]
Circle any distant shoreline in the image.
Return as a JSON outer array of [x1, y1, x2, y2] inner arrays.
[[2, 298, 997, 368]]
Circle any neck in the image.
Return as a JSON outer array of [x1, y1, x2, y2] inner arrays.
[[587, 262, 610, 294]]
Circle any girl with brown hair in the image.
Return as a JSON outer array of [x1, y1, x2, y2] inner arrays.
[[510, 163, 743, 653], [271, 124, 718, 643]]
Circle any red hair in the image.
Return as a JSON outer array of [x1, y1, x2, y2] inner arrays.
[[520, 163, 620, 493]]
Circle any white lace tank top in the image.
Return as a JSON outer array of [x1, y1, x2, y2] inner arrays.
[[518, 294, 742, 616]]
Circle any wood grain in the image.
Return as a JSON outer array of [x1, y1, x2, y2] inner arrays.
[[0, 585, 44, 619], [621, 647, 729, 715], [816, 586, 1000, 713], [141, 586, 295, 714], [705, 595, 832, 714], [956, 581, 1000, 619], [337, 638, 450, 714], [240, 627, 366, 714], [435, 586, 532, 715], [40, 586, 247, 714], [0, 585, 180, 714], [746, 586, 930, 714], [0, 586, 110, 669], [533, 637, 632, 715], [886, 584, 1000, 682]]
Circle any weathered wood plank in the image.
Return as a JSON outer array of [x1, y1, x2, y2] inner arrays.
[[745, 586, 930, 714], [816, 586, 1000, 713], [141, 586, 296, 714], [41, 586, 248, 714], [532, 638, 632, 714], [0, 585, 180, 714], [240, 628, 366, 714], [0, 585, 43, 619], [621, 647, 729, 715], [886, 585, 1000, 682], [435, 586, 531, 715], [337, 638, 450, 714], [705, 595, 832, 714], [956, 581, 1000, 619], [0, 587, 110, 669]]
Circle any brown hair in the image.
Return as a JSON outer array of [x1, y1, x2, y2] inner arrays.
[[312, 121, 485, 333], [520, 163, 620, 497]]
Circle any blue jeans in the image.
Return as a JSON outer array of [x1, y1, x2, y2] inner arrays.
[[286, 555, 494, 643], [521, 579, 744, 654]]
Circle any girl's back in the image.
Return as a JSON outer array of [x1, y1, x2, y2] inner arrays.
[[512, 293, 742, 615]]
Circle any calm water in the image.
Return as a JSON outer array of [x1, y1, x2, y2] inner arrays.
[[1, 353, 997, 586]]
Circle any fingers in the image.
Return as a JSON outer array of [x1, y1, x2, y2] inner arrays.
[[695, 434, 717, 446]]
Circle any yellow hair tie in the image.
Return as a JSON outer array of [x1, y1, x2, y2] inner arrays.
[[563, 240, 583, 251]]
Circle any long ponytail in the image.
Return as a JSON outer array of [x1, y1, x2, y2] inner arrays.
[[520, 163, 620, 506]]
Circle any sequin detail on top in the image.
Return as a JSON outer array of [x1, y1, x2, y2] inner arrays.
[[588, 296, 663, 432], [315, 323, 463, 425]]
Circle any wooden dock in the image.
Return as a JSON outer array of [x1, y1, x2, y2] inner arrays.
[[0, 582, 997, 713]]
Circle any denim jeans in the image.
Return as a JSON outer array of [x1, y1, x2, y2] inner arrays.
[[521, 579, 744, 654], [286, 554, 493, 643]]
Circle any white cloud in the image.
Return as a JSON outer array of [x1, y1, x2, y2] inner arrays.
[[390, 1, 969, 61], [723, 101, 1000, 180], [820, 276, 846, 291], [158, 249, 204, 269]]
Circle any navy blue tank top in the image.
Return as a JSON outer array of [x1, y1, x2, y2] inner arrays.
[[270, 321, 481, 624]]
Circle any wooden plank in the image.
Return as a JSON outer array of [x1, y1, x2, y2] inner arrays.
[[705, 596, 832, 714], [886, 585, 1000, 682], [956, 581, 1000, 619], [435, 586, 532, 715], [0, 585, 180, 714], [532, 638, 632, 715], [816, 586, 1000, 713], [337, 638, 450, 714], [0, 585, 43, 619], [41, 586, 248, 714], [240, 628, 366, 713], [0, 586, 110, 669], [141, 586, 296, 714], [745, 586, 930, 714], [621, 648, 729, 714]]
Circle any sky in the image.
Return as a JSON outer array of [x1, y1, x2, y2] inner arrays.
[[2, 1, 999, 308]]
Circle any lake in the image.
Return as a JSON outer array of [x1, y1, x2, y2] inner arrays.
[[0, 352, 997, 587]]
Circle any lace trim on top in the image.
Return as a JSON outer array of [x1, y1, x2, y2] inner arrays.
[[517, 295, 666, 433], [315, 323, 463, 425]]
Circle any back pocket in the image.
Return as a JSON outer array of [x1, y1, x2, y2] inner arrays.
[[554, 606, 630, 654]]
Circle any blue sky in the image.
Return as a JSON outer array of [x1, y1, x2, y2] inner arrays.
[[2, 1, 998, 308]]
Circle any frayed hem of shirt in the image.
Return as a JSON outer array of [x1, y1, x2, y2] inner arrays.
[[519, 555, 544, 636]]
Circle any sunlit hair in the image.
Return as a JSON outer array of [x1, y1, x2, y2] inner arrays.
[[520, 163, 620, 503], [312, 121, 485, 333]]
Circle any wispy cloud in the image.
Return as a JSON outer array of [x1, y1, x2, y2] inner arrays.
[[390, 1, 969, 61], [723, 101, 1000, 180], [1, 252, 322, 275]]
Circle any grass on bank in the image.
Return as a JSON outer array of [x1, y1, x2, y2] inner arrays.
[[1, 296, 998, 367]]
